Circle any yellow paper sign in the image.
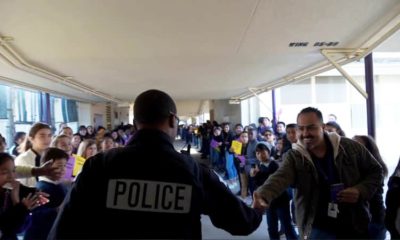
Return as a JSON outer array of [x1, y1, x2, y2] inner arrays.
[[231, 140, 242, 155], [73, 155, 86, 176]]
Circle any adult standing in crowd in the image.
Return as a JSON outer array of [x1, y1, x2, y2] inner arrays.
[[253, 107, 382, 239], [9, 132, 26, 157], [353, 135, 388, 239], [385, 157, 400, 239], [49, 89, 262, 239]]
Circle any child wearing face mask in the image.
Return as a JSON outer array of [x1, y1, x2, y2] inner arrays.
[[23, 148, 69, 240]]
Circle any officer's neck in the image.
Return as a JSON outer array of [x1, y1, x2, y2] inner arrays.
[[137, 122, 175, 142]]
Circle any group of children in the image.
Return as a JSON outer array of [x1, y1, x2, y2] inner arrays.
[[0, 148, 65, 240], [206, 119, 299, 240], [0, 121, 133, 239]]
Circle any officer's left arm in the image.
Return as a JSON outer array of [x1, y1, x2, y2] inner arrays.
[[201, 166, 262, 235], [48, 154, 105, 239]]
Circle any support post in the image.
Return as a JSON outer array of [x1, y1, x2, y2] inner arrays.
[[321, 49, 368, 99], [271, 89, 277, 130], [364, 53, 376, 138]]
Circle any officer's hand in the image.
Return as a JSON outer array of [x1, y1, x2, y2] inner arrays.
[[252, 191, 269, 212], [33, 160, 63, 179], [337, 187, 360, 203]]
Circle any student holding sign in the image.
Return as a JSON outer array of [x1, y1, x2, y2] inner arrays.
[[231, 131, 249, 200], [74, 139, 97, 177]]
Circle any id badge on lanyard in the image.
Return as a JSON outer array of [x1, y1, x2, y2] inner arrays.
[[314, 154, 343, 219], [328, 183, 344, 218]]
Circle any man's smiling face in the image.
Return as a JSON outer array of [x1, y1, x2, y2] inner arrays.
[[297, 112, 325, 150]]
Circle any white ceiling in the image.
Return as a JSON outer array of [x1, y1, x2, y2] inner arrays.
[[0, 0, 400, 115]]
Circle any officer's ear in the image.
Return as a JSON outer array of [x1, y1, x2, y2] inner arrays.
[[168, 115, 175, 128]]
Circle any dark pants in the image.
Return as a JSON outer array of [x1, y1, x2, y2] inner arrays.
[[368, 221, 387, 240], [266, 204, 298, 240], [310, 226, 369, 239]]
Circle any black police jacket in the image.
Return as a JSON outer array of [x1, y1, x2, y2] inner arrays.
[[48, 129, 262, 239]]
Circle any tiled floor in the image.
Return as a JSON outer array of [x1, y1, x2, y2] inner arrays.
[[201, 214, 268, 240]]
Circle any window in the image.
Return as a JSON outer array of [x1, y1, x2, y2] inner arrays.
[[280, 78, 311, 104], [315, 76, 346, 103], [62, 99, 78, 122], [13, 89, 39, 123], [0, 85, 8, 119]]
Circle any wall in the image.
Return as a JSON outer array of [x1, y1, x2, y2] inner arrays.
[[175, 100, 203, 120], [114, 106, 130, 126], [91, 103, 107, 129], [77, 102, 92, 127], [211, 99, 241, 125]]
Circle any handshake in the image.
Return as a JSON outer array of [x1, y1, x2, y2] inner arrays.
[[252, 191, 269, 212]]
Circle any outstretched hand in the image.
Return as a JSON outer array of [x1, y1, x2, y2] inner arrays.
[[33, 160, 63, 179], [252, 191, 269, 212]]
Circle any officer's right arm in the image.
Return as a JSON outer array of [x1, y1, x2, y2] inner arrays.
[[201, 166, 262, 235]]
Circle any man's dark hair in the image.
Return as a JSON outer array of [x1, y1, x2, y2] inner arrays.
[[258, 117, 270, 124], [325, 121, 346, 137], [297, 107, 323, 123], [249, 123, 257, 129], [286, 123, 297, 129], [277, 121, 286, 127], [14, 132, 26, 142], [134, 89, 177, 124], [221, 122, 230, 127], [103, 133, 114, 140], [262, 127, 274, 135]]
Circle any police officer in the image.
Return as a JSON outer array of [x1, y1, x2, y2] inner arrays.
[[49, 89, 262, 239]]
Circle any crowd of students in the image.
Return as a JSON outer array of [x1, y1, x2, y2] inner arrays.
[[0, 123, 135, 239], [0, 113, 399, 239], [178, 115, 400, 239]]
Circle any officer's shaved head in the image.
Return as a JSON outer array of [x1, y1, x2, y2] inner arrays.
[[134, 89, 177, 124]]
